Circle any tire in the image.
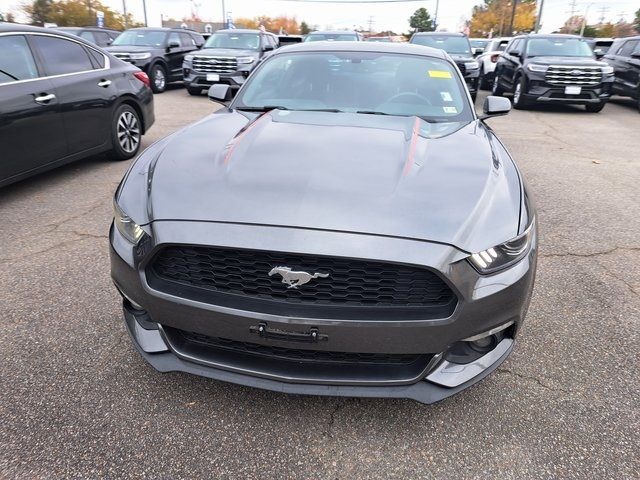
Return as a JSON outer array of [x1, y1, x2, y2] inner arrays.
[[512, 76, 530, 110], [479, 65, 489, 90], [492, 73, 504, 96], [585, 102, 606, 113], [187, 86, 202, 96], [109, 104, 142, 160], [149, 63, 167, 93]]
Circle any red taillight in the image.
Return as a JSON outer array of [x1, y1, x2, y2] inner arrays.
[[491, 54, 499, 63], [134, 71, 151, 89]]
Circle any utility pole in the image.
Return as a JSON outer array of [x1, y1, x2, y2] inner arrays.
[[222, 0, 226, 28], [122, 0, 128, 28], [534, 0, 545, 32], [142, 0, 148, 26], [507, 0, 518, 36], [433, 0, 440, 31], [367, 15, 374, 34]]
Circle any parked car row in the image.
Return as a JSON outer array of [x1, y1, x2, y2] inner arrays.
[[0, 23, 155, 188]]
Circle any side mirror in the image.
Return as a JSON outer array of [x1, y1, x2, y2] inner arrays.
[[208, 84, 233, 103], [473, 48, 484, 57], [593, 49, 604, 59], [263, 44, 274, 51], [167, 40, 180, 50], [480, 95, 511, 119], [631, 52, 640, 59]]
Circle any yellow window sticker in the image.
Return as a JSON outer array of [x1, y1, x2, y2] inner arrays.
[[443, 106, 457, 114], [428, 70, 452, 79]]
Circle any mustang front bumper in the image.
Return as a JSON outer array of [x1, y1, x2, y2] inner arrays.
[[110, 220, 536, 404]]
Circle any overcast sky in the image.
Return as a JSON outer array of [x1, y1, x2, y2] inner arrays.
[[1, 0, 639, 34]]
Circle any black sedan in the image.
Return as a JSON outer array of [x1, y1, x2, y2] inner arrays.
[[111, 42, 536, 404], [0, 23, 154, 188]]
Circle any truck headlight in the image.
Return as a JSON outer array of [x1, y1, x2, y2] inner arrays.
[[129, 52, 152, 60], [469, 219, 535, 274], [237, 56, 255, 64], [113, 201, 144, 244], [601, 65, 614, 75], [464, 61, 479, 70], [527, 63, 548, 73]]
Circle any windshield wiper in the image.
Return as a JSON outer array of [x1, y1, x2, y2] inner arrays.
[[356, 110, 394, 116], [236, 106, 344, 113]]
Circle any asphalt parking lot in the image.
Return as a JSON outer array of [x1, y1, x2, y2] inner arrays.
[[1, 88, 638, 479]]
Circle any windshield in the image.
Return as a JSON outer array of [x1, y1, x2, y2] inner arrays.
[[305, 33, 358, 42], [367, 37, 391, 42], [527, 38, 594, 57], [233, 52, 472, 122], [204, 32, 260, 50], [411, 36, 471, 55], [470, 39, 488, 49], [112, 30, 166, 47]]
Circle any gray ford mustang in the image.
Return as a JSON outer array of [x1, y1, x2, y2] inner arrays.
[[110, 42, 537, 404]]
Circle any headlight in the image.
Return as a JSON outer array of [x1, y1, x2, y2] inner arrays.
[[527, 63, 548, 73], [464, 61, 479, 70], [184, 54, 194, 62], [601, 65, 614, 75], [129, 52, 152, 60], [113, 201, 144, 244], [237, 56, 255, 65], [469, 219, 535, 274]]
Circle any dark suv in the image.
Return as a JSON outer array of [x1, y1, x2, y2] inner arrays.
[[182, 29, 278, 95], [54, 27, 120, 47], [106, 27, 204, 93], [492, 34, 613, 112], [603, 36, 640, 112], [409, 32, 479, 102]]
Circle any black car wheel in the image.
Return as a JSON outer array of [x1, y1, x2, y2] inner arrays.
[[492, 74, 504, 96], [109, 104, 141, 160], [150, 63, 167, 93], [512, 76, 530, 110], [585, 102, 606, 113], [187, 86, 202, 96]]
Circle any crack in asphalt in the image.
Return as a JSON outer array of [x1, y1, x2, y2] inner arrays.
[[0, 235, 104, 264], [323, 399, 347, 439], [540, 246, 640, 259], [496, 368, 573, 396]]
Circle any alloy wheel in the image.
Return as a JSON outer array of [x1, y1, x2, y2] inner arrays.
[[514, 82, 521, 104], [153, 67, 166, 90], [117, 111, 140, 154]]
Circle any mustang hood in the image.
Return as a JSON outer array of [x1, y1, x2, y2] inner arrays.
[[124, 111, 523, 253]]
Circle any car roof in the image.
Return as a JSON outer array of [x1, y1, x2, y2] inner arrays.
[[271, 40, 447, 59], [308, 30, 358, 35], [0, 22, 103, 41], [413, 32, 466, 37], [516, 33, 582, 40], [216, 28, 267, 34]]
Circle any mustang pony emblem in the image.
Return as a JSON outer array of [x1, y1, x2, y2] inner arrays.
[[268, 266, 329, 289]]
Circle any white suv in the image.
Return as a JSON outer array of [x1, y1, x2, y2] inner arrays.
[[477, 37, 512, 89]]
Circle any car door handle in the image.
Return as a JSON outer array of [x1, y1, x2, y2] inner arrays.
[[97, 79, 112, 88], [34, 93, 56, 104]]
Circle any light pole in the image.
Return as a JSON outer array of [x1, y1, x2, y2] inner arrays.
[[433, 0, 439, 31], [141, 0, 148, 27], [579, 3, 595, 37], [122, 0, 128, 28], [534, 0, 545, 33], [222, 0, 226, 27]]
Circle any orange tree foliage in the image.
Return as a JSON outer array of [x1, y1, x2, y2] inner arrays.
[[24, 0, 140, 29], [235, 15, 301, 34], [469, 0, 536, 37]]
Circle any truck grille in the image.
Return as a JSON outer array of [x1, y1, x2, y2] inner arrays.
[[192, 55, 238, 74], [545, 65, 602, 86], [147, 246, 457, 320]]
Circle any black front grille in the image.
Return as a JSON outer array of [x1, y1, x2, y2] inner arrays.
[[147, 246, 457, 320], [180, 330, 423, 365]]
